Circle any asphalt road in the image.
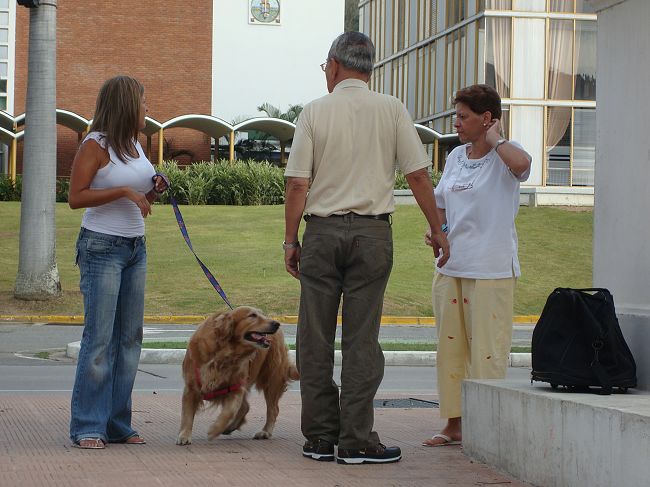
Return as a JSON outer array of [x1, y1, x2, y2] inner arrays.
[[0, 322, 533, 394]]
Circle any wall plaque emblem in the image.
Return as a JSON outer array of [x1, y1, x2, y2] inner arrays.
[[249, 0, 281, 25]]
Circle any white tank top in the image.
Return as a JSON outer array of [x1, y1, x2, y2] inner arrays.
[[81, 132, 156, 237]]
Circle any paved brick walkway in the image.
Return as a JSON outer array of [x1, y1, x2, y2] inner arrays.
[[0, 392, 528, 486]]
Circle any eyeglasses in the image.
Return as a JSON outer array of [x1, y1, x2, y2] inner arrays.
[[320, 60, 328, 72]]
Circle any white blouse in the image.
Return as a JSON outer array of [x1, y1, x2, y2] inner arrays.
[[434, 142, 530, 279]]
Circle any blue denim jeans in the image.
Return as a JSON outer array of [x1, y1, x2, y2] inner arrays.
[[70, 227, 147, 444]]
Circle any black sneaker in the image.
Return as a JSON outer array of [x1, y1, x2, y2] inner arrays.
[[337, 443, 402, 465], [302, 439, 335, 462]]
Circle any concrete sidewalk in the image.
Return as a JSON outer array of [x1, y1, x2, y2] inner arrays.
[[0, 391, 529, 487]]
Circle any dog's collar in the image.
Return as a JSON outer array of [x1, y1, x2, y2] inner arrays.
[[195, 367, 245, 400]]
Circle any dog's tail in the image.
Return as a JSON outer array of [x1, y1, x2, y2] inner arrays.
[[288, 363, 300, 381]]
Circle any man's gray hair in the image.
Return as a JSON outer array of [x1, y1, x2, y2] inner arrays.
[[327, 32, 375, 75]]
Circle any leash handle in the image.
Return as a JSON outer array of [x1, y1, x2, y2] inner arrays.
[[155, 172, 233, 309]]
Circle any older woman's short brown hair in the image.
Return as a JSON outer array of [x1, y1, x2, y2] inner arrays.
[[453, 84, 502, 120]]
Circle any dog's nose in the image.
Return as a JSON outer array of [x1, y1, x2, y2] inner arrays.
[[270, 321, 280, 332]]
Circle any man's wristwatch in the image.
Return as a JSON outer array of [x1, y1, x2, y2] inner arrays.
[[282, 241, 300, 250], [494, 138, 507, 150]]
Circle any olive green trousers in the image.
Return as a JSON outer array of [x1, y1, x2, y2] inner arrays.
[[296, 214, 392, 449]]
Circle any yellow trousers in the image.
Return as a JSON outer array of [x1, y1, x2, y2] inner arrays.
[[433, 273, 515, 419]]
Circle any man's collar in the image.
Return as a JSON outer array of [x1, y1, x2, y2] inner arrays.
[[333, 78, 370, 92]]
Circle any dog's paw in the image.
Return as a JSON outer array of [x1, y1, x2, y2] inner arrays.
[[207, 429, 222, 441], [176, 435, 192, 446], [253, 431, 272, 440]]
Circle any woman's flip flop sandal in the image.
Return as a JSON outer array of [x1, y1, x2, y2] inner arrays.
[[74, 438, 106, 449], [123, 434, 146, 445], [422, 433, 461, 447]]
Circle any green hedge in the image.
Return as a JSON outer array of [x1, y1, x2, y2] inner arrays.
[[156, 159, 285, 206], [394, 169, 442, 190], [0, 161, 442, 205], [0, 176, 70, 202]]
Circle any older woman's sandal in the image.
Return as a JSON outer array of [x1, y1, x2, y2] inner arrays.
[[422, 434, 461, 447]]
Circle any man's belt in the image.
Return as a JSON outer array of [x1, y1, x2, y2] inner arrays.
[[304, 213, 391, 222]]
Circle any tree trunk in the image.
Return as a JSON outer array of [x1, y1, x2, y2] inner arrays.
[[14, 1, 61, 300]]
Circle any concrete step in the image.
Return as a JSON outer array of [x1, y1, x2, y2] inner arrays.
[[462, 379, 650, 487]]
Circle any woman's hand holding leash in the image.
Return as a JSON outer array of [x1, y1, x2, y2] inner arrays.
[[152, 173, 170, 193]]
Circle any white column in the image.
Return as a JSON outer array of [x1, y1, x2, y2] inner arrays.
[[589, 0, 650, 389]]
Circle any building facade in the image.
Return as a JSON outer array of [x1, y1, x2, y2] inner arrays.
[[359, 0, 597, 187], [3, 0, 344, 176]]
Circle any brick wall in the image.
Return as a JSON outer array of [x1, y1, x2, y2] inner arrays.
[[14, 0, 213, 176]]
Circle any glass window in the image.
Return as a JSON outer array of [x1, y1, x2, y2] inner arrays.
[[575, 0, 596, 13], [486, 0, 512, 8], [0, 46, 7, 59], [384, 2, 393, 58], [435, 39, 445, 114], [549, 0, 574, 12], [572, 108, 595, 186], [501, 107, 510, 139], [512, 17, 545, 99], [446, 0, 467, 27], [0, 96, 6, 111], [446, 33, 454, 110], [485, 17, 511, 98], [466, 21, 476, 86], [431, 0, 438, 35], [546, 107, 572, 186], [429, 42, 436, 114], [477, 17, 486, 83], [0, 79, 6, 93], [409, 0, 419, 46], [574, 20, 596, 100], [547, 19, 574, 100], [513, 0, 545, 11], [0, 62, 6, 77], [0, 29, 7, 43], [0, 0, 8, 8], [0, 12, 8, 25], [397, 0, 406, 51]]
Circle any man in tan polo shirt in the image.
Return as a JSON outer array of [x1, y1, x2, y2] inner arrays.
[[284, 31, 449, 465]]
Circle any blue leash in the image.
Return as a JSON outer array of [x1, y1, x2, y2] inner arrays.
[[153, 173, 234, 310]]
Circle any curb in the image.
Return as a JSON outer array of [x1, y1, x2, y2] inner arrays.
[[65, 341, 532, 368], [1, 314, 540, 326]]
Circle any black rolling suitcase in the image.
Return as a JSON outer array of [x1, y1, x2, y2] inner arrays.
[[531, 288, 637, 394]]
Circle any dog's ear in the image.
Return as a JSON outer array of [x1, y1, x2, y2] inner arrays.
[[213, 311, 236, 342]]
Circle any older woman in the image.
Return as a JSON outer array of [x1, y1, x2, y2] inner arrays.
[[423, 84, 531, 447]]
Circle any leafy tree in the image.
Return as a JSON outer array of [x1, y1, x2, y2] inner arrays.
[[345, 0, 360, 32], [256, 103, 303, 123]]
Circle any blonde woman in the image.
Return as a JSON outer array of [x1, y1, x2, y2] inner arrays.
[[68, 76, 168, 449]]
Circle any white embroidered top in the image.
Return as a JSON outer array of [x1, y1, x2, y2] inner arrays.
[[434, 141, 530, 279]]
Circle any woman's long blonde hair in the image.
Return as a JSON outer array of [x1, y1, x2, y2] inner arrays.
[[89, 76, 144, 162]]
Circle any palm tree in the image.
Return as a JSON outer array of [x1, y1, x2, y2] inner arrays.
[[14, 1, 61, 300], [256, 102, 303, 123]]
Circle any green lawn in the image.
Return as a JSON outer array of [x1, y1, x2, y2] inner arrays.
[[0, 202, 592, 317]]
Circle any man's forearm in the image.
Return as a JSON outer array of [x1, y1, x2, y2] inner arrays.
[[405, 168, 442, 231], [284, 177, 309, 243]]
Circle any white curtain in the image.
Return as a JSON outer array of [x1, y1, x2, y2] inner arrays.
[[547, 19, 573, 148], [489, 16, 510, 97]]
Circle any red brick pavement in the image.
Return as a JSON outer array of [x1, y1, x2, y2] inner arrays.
[[0, 392, 528, 487]]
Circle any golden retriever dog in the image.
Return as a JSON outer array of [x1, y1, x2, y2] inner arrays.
[[176, 306, 299, 445]]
